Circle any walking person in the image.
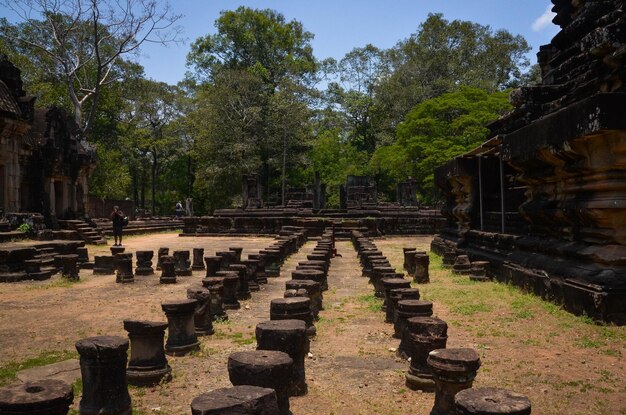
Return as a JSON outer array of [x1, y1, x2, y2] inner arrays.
[[111, 206, 125, 246]]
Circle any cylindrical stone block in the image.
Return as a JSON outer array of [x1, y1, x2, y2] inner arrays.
[[229, 247, 243, 263], [242, 259, 261, 292], [216, 251, 237, 270], [75, 335, 131, 415], [192, 248, 205, 271], [156, 247, 169, 271], [256, 320, 309, 397], [454, 387, 532, 415], [187, 286, 214, 336], [286, 279, 323, 317], [228, 351, 293, 415], [470, 261, 491, 282], [190, 385, 279, 415], [229, 264, 251, 300], [453, 255, 472, 275], [394, 300, 433, 341], [270, 298, 315, 337], [387, 288, 420, 323], [381, 278, 411, 312], [110, 245, 125, 255], [159, 256, 177, 284], [123, 320, 171, 386], [217, 272, 241, 310], [403, 248, 417, 274], [161, 299, 200, 356], [93, 255, 116, 275], [135, 251, 154, 276], [0, 379, 73, 415], [428, 348, 481, 415], [414, 253, 430, 283], [292, 268, 326, 291], [404, 317, 448, 391], [442, 251, 456, 268], [173, 251, 192, 276], [115, 253, 134, 284], [58, 254, 79, 281], [201, 277, 227, 320], [204, 256, 222, 277]]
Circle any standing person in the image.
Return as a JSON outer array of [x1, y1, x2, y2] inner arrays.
[[175, 201, 183, 218], [111, 206, 125, 246]]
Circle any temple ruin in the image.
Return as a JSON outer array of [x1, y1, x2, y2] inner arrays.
[[431, 0, 626, 323]]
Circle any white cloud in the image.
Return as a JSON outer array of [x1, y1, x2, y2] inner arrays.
[[532, 4, 556, 32]]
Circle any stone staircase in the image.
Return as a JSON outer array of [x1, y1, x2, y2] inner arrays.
[[58, 219, 107, 245]]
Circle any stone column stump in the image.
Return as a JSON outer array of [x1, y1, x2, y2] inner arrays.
[[216, 251, 238, 270], [201, 277, 228, 320], [135, 251, 154, 276], [228, 350, 293, 415], [58, 254, 79, 281], [0, 379, 73, 415], [204, 256, 222, 277], [192, 248, 205, 271], [173, 251, 192, 276], [256, 320, 309, 396], [453, 255, 472, 275], [110, 246, 125, 256], [76, 247, 92, 269], [442, 251, 456, 268], [93, 256, 116, 275], [217, 271, 241, 310], [229, 247, 243, 263], [404, 316, 448, 391], [187, 286, 215, 336], [286, 279, 323, 318], [159, 256, 177, 284], [403, 248, 417, 274], [381, 278, 411, 312], [394, 300, 433, 341], [454, 387, 532, 415], [229, 264, 251, 300], [161, 299, 200, 356], [414, 253, 430, 284], [190, 385, 279, 415], [427, 348, 481, 415], [270, 298, 316, 337], [242, 259, 261, 292], [470, 261, 490, 282], [123, 320, 172, 386], [387, 288, 420, 324], [115, 253, 134, 284], [156, 248, 169, 271], [292, 268, 327, 291], [75, 335, 132, 415]]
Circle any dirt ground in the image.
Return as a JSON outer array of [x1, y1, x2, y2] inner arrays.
[[0, 233, 624, 415]]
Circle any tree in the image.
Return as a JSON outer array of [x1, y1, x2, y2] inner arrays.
[[0, 0, 182, 138], [187, 6, 316, 88], [325, 44, 389, 154], [383, 86, 512, 201], [375, 13, 529, 136], [308, 129, 368, 207], [187, 7, 318, 204]]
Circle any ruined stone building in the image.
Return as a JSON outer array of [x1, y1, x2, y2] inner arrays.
[[0, 56, 96, 225], [432, 0, 626, 323]]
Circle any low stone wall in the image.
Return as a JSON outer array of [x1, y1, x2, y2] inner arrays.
[[182, 214, 445, 237]]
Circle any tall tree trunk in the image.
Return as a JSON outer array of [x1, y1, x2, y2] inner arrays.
[[151, 150, 158, 215], [281, 132, 287, 206], [140, 167, 146, 209], [132, 169, 138, 209]]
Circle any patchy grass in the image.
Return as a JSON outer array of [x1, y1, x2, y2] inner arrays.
[[356, 294, 383, 312], [0, 350, 78, 386]]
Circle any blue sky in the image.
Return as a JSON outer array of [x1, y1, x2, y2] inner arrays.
[[2, 1, 560, 85]]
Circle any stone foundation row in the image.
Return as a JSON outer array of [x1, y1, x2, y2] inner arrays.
[[350, 230, 533, 415]]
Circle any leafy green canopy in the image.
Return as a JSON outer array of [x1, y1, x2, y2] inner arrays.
[[370, 86, 512, 201], [187, 6, 316, 87]]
